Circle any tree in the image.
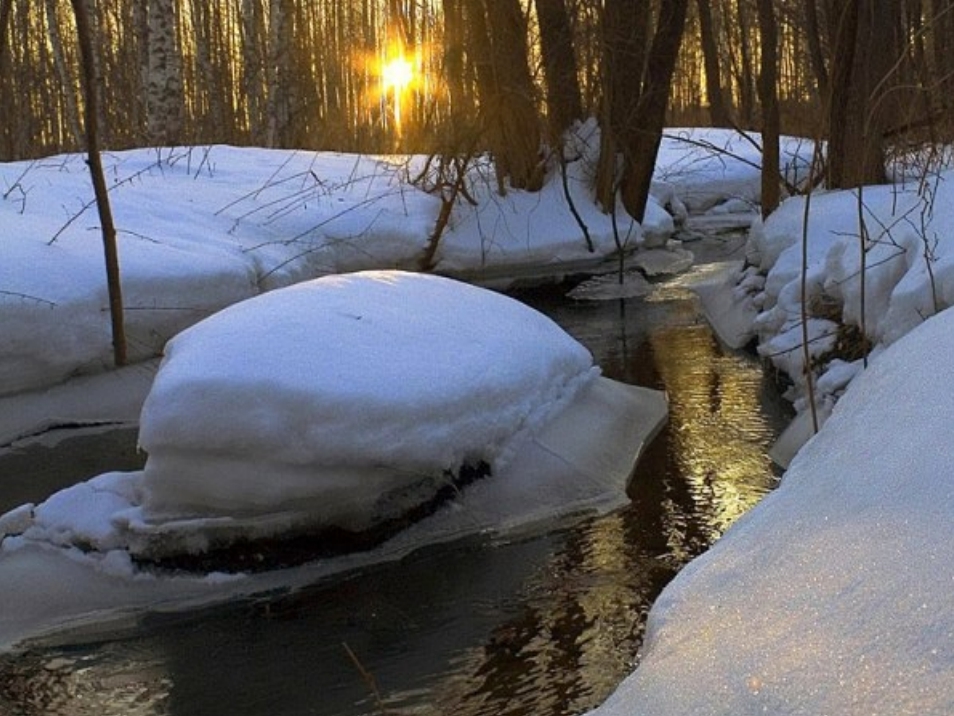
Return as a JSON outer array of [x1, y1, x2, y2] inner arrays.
[[756, 0, 780, 216], [827, 0, 902, 188], [804, 0, 830, 100], [696, 0, 730, 126], [145, 0, 184, 144], [595, 0, 650, 209], [618, 0, 691, 221], [69, 0, 127, 366], [534, 0, 584, 140], [465, 0, 544, 191]]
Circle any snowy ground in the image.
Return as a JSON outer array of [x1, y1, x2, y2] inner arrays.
[[0, 271, 667, 650]]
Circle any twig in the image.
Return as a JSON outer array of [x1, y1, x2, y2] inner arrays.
[[342, 642, 392, 716]]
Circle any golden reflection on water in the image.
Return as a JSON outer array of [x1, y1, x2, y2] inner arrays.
[[648, 323, 779, 546]]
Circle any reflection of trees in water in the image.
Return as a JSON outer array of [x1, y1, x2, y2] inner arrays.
[[415, 513, 672, 716]]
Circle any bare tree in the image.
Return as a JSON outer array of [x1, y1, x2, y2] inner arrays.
[[595, 0, 650, 209], [465, 0, 544, 191], [696, 0, 730, 126], [69, 0, 127, 366], [827, 0, 902, 188], [757, 0, 780, 216]]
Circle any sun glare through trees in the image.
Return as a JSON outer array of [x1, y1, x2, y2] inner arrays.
[[379, 46, 416, 134]]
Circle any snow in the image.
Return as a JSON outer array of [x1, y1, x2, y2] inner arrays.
[[0, 128, 805, 653], [587, 304, 954, 716], [15, 128, 946, 715], [137, 271, 597, 535], [582, 165, 954, 714], [0, 270, 666, 650]]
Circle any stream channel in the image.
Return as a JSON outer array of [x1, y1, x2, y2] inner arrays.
[[0, 235, 791, 716]]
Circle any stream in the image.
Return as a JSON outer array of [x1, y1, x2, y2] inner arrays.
[[0, 239, 791, 716]]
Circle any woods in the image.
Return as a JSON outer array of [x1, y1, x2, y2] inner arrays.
[[2, 1, 954, 198]]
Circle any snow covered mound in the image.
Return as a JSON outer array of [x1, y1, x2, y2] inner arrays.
[[133, 271, 598, 550]]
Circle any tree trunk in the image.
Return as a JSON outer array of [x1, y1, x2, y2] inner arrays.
[[735, 0, 755, 126], [70, 0, 127, 367], [442, 0, 470, 119], [465, 0, 544, 192], [827, 0, 900, 188], [696, 0, 731, 126], [241, 0, 266, 144], [756, 0, 780, 216], [805, 0, 830, 100], [619, 0, 690, 221], [534, 0, 584, 139], [266, 0, 292, 147], [145, 0, 183, 145], [0, 0, 12, 69], [595, 0, 650, 209]]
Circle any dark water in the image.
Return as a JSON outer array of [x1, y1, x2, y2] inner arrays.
[[0, 262, 790, 716]]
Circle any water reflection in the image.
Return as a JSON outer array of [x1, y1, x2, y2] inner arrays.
[[0, 265, 790, 716]]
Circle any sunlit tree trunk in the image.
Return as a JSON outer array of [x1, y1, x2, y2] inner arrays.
[[619, 0, 690, 221], [241, 0, 266, 145], [45, 0, 82, 148], [266, 0, 293, 147], [735, 0, 755, 126], [696, 0, 730, 126], [534, 0, 584, 139], [442, 0, 470, 120], [756, 0, 779, 216], [145, 0, 183, 145]]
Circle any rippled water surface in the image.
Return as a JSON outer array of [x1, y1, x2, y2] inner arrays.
[[0, 255, 791, 716]]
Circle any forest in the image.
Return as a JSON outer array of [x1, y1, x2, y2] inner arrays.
[[2, 0, 953, 216]]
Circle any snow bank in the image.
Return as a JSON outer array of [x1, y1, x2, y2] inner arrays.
[[743, 173, 954, 434], [586, 304, 954, 716], [136, 271, 597, 538]]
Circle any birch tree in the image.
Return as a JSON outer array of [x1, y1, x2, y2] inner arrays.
[[145, 0, 183, 144]]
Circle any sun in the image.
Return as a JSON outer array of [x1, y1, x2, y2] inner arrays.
[[379, 52, 415, 132], [381, 56, 414, 93]]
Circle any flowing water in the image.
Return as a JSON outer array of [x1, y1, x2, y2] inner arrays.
[[0, 247, 791, 716]]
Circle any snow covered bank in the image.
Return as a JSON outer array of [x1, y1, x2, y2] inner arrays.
[[0, 127, 812, 417], [0, 272, 667, 650], [586, 302, 954, 716], [736, 172, 954, 444]]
